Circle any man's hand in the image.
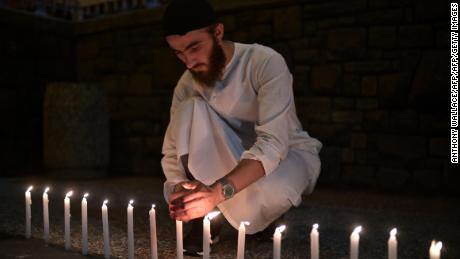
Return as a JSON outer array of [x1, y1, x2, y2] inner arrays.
[[169, 180, 224, 222]]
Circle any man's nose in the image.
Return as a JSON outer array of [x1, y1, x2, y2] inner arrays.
[[183, 54, 197, 69]]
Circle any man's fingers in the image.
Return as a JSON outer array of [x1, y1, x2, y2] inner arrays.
[[169, 191, 189, 203], [174, 198, 203, 214], [181, 180, 200, 190], [175, 206, 206, 222], [182, 191, 205, 203]]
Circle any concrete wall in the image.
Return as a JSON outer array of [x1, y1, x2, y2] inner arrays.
[[0, 0, 455, 193]]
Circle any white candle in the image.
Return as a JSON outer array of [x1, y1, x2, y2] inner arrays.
[[64, 191, 73, 250], [176, 220, 183, 259], [149, 204, 158, 259], [310, 223, 319, 259], [102, 200, 110, 259], [203, 211, 221, 259], [25, 186, 33, 239], [81, 193, 89, 255], [237, 221, 250, 259], [43, 187, 49, 243], [273, 225, 286, 259], [127, 200, 135, 259], [388, 228, 397, 259], [429, 240, 442, 259], [350, 226, 362, 259]]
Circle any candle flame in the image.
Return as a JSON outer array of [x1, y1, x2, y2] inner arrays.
[[353, 226, 362, 234], [66, 191, 73, 198], [275, 225, 286, 234], [103, 200, 108, 205], [26, 186, 33, 192], [129, 200, 134, 205], [44, 187, 50, 194], [435, 241, 442, 251], [206, 211, 221, 220], [152, 204, 156, 209], [390, 228, 397, 236], [313, 223, 319, 230], [240, 221, 250, 228], [84, 193, 89, 198]]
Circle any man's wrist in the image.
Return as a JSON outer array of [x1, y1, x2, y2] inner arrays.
[[212, 182, 226, 204]]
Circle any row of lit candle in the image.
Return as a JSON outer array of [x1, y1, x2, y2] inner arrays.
[[25, 186, 444, 259], [25, 186, 158, 259]]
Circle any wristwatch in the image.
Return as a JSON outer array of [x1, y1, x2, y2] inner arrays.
[[217, 178, 235, 200]]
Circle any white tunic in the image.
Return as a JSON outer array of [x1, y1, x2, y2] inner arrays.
[[161, 42, 322, 233]]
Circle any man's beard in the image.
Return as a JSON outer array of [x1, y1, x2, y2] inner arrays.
[[190, 37, 226, 88]]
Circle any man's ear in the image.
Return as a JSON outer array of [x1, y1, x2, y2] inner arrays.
[[214, 23, 225, 41]]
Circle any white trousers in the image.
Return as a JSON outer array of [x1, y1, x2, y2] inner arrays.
[[168, 96, 321, 234]]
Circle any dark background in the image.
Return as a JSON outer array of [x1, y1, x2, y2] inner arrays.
[[0, 0, 457, 195]]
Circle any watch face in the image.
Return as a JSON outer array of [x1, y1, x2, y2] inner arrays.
[[223, 184, 234, 198]]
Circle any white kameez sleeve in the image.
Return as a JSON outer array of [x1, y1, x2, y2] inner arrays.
[[240, 52, 293, 175], [161, 77, 191, 202]]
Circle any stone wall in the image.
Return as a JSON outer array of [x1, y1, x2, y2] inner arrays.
[[0, 8, 76, 176], [1, 0, 455, 193]]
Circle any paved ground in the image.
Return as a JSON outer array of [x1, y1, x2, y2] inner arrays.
[[0, 176, 459, 259]]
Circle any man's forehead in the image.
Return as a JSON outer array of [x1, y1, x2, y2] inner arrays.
[[166, 27, 210, 50]]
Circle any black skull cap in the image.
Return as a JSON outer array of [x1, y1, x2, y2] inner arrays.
[[163, 0, 217, 37]]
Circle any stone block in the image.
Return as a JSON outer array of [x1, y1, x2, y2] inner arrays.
[[333, 97, 354, 110], [220, 15, 236, 32], [351, 133, 367, 149], [256, 9, 273, 23], [419, 114, 448, 135], [388, 110, 418, 133], [293, 66, 310, 93], [355, 149, 380, 165], [303, 0, 366, 18], [342, 148, 354, 163], [429, 137, 448, 157], [414, 1, 445, 22], [362, 76, 377, 96], [436, 29, 449, 48], [274, 6, 302, 40], [293, 49, 321, 63], [310, 65, 342, 94], [443, 163, 460, 194], [399, 25, 434, 47], [327, 28, 366, 59], [295, 97, 331, 123], [410, 51, 448, 113], [127, 74, 153, 95], [144, 136, 164, 155], [376, 167, 410, 190], [368, 134, 427, 161], [43, 83, 109, 178], [343, 74, 361, 96], [369, 26, 397, 48], [332, 111, 363, 124], [378, 73, 410, 109], [413, 169, 443, 191], [316, 146, 343, 184], [303, 21, 316, 35], [234, 24, 273, 43], [356, 98, 378, 110], [77, 37, 99, 60], [307, 123, 352, 146], [344, 61, 392, 73], [356, 9, 404, 24], [342, 165, 376, 187]]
